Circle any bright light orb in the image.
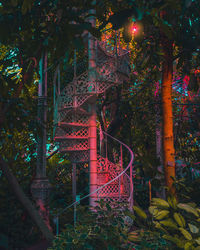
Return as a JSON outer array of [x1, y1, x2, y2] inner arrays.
[[128, 22, 143, 38], [131, 26, 137, 34], [130, 23, 139, 36]]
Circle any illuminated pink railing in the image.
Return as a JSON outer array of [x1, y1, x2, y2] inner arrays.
[[53, 33, 133, 235], [54, 129, 134, 235]]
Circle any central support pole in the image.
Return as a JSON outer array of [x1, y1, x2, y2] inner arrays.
[[89, 103, 97, 207], [88, 4, 97, 207], [72, 163, 77, 225]]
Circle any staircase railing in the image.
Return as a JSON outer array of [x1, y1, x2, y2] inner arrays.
[[52, 32, 132, 235], [53, 129, 134, 236]]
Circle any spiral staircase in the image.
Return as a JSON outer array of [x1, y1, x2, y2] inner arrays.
[[54, 38, 133, 206]]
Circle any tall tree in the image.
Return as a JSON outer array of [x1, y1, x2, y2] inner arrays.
[[98, 0, 200, 194], [160, 35, 175, 193]]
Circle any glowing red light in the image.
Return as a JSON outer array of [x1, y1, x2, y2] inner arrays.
[[133, 27, 137, 32], [194, 69, 200, 75], [130, 24, 138, 35]]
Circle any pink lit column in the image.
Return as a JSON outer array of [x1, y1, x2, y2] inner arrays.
[[89, 102, 97, 207], [88, 5, 97, 207]]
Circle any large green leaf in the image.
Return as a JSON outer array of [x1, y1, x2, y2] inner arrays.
[[179, 228, 192, 241], [151, 198, 170, 209], [160, 219, 178, 229], [177, 203, 199, 217], [133, 206, 147, 220], [188, 223, 199, 234]]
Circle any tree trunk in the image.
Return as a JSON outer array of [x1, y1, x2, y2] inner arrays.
[[0, 157, 54, 242], [161, 38, 176, 194]]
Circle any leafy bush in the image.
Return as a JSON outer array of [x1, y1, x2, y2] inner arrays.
[[49, 200, 133, 250], [49, 183, 200, 250], [129, 196, 200, 250]]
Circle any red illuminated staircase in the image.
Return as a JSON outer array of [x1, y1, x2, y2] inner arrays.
[[54, 38, 133, 205]]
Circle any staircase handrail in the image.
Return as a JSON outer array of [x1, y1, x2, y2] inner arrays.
[[53, 129, 134, 235], [53, 33, 132, 235]]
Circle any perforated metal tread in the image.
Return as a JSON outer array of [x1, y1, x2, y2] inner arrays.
[[58, 122, 89, 128], [54, 136, 88, 140]]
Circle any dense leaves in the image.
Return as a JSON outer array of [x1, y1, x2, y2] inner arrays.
[[0, 0, 200, 248]]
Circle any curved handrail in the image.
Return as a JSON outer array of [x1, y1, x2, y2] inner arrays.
[[53, 129, 134, 235], [53, 34, 132, 235]]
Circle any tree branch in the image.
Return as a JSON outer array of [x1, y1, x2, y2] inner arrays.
[[0, 157, 54, 243]]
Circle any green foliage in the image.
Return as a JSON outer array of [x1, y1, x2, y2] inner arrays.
[[49, 200, 132, 250], [126, 194, 200, 249], [0, 0, 200, 248], [50, 193, 200, 249], [128, 206, 170, 249], [0, 0, 99, 64], [128, 229, 170, 250], [0, 44, 41, 248], [149, 196, 200, 249], [133, 205, 147, 220]]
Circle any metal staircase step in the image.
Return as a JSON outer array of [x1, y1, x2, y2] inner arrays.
[[98, 193, 129, 197], [58, 107, 90, 115], [58, 122, 89, 127], [72, 92, 95, 96], [60, 148, 88, 152], [54, 136, 88, 140], [97, 182, 119, 185]]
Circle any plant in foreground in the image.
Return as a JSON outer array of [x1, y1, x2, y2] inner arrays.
[[49, 196, 200, 249], [130, 196, 200, 250], [49, 200, 133, 249]]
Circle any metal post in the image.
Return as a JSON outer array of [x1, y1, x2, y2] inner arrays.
[[120, 144, 123, 198], [72, 163, 77, 226], [73, 50, 77, 108], [58, 65, 60, 95], [89, 103, 97, 207], [129, 164, 134, 211], [88, 4, 97, 207], [53, 64, 59, 137], [119, 176, 121, 200], [105, 135, 108, 172], [31, 52, 51, 230]]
